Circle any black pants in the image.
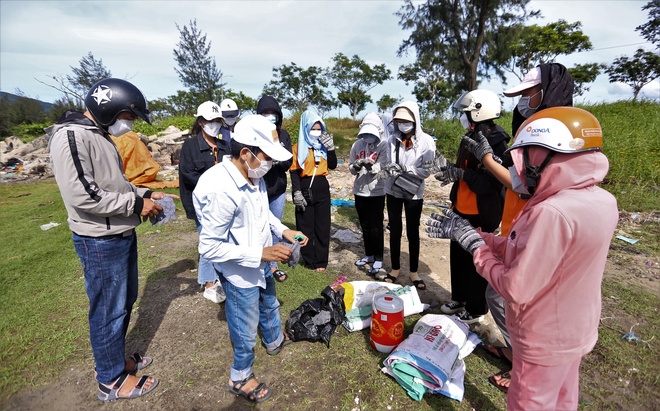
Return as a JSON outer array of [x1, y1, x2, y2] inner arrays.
[[355, 195, 385, 261], [386, 194, 423, 272], [295, 176, 331, 269], [449, 211, 489, 316]]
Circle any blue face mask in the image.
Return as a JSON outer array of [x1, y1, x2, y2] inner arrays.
[[264, 114, 277, 124]]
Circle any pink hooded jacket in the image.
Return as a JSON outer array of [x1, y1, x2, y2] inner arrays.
[[473, 146, 618, 366]]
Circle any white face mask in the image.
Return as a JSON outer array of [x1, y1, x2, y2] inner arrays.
[[246, 150, 272, 179], [459, 113, 471, 130], [264, 114, 277, 124], [108, 119, 134, 137], [203, 122, 222, 137], [224, 116, 237, 126], [517, 89, 543, 118], [309, 129, 322, 139], [509, 166, 530, 196], [397, 122, 414, 134]]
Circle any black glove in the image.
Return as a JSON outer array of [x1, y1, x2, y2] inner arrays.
[[461, 132, 502, 164], [293, 190, 307, 211], [426, 209, 485, 254], [435, 163, 463, 186], [421, 152, 447, 174]]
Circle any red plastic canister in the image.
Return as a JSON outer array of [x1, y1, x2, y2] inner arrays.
[[370, 294, 404, 353]]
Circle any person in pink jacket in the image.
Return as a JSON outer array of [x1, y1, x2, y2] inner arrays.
[[426, 107, 618, 410]]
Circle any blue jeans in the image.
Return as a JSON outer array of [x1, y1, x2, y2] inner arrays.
[[196, 221, 218, 285], [268, 193, 286, 270], [219, 266, 285, 382], [73, 232, 138, 384]]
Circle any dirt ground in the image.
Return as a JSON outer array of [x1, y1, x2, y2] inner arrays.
[[2, 163, 658, 411]]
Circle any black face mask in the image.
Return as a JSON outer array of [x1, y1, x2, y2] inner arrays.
[[522, 147, 555, 197]]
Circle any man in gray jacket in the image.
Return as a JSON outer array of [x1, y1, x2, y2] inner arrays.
[[49, 78, 172, 401]]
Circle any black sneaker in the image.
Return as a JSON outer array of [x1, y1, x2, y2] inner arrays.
[[455, 310, 483, 324], [440, 301, 466, 314]]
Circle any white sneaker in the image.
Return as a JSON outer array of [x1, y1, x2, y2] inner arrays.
[[203, 281, 226, 303]]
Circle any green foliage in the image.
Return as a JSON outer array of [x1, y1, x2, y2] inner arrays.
[[133, 115, 194, 136], [67, 52, 111, 101], [224, 90, 257, 114], [9, 122, 51, 142], [398, 57, 455, 119], [327, 53, 392, 120], [263, 63, 337, 115], [397, 0, 539, 93], [376, 94, 400, 113], [0, 93, 47, 137], [636, 0, 660, 48], [570, 63, 606, 97], [503, 20, 593, 79], [173, 19, 224, 101], [606, 48, 660, 100]]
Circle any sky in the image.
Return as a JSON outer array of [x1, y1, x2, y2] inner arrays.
[[1, 0, 658, 117]]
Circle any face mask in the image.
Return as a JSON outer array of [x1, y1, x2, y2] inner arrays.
[[203, 122, 222, 137], [517, 89, 543, 118], [459, 113, 471, 130], [264, 114, 277, 124], [246, 150, 272, 179], [224, 116, 237, 126], [309, 130, 322, 139], [363, 136, 378, 145], [108, 119, 133, 137], [509, 166, 530, 196], [397, 122, 414, 134]]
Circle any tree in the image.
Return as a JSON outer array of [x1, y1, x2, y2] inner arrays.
[[173, 19, 224, 101], [606, 48, 660, 100], [569, 63, 605, 97], [637, 0, 660, 48], [397, 0, 538, 96], [398, 56, 454, 120], [502, 20, 593, 80], [224, 90, 257, 114], [37, 51, 111, 110], [263, 63, 337, 114], [325, 53, 391, 119], [376, 94, 400, 113]]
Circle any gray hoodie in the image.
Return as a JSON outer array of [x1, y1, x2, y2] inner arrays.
[[384, 101, 436, 199], [48, 111, 149, 237], [349, 112, 390, 197]]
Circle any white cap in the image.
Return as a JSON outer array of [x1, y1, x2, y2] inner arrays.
[[220, 98, 239, 117], [233, 115, 293, 162], [358, 123, 381, 139], [503, 67, 542, 97], [195, 101, 222, 120]]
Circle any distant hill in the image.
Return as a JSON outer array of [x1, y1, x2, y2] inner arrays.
[[0, 91, 54, 112]]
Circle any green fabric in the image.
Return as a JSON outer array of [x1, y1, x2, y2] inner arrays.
[[389, 361, 434, 401]]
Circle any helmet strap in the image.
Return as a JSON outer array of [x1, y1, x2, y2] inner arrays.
[[523, 147, 555, 196]]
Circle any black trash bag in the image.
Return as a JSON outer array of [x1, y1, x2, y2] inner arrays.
[[285, 286, 346, 347]]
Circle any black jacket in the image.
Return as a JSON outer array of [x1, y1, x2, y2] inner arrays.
[[450, 124, 510, 232], [178, 133, 230, 220], [257, 96, 293, 200]]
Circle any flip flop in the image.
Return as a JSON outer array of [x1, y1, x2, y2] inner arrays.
[[272, 270, 288, 282], [488, 370, 510, 394], [482, 344, 512, 366]]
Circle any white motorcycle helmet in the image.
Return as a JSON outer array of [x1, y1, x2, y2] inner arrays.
[[220, 98, 239, 125], [453, 89, 501, 122]]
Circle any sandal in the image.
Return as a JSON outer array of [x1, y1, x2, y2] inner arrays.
[[263, 335, 293, 356], [227, 373, 272, 403], [97, 372, 159, 401], [367, 261, 383, 276], [127, 352, 152, 374], [272, 269, 288, 282], [482, 344, 512, 366], [377, 273, 398, 283], [412, 279, 427, 290], [488, 370, 511, 394], [355, 257, 374, 267]]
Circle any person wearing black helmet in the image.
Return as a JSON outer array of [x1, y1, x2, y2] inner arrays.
[[48, 78, 176, 401]]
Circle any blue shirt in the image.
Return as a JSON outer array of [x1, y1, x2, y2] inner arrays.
[[193, 158, 288, 288]]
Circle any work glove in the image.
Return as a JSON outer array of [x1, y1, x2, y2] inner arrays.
[[368, 162, 381, 174], [350, 158, 370, 173], [422, 152, 448, 174], [461, 132, 502, 164], [435, 163, 463, 186], [426, 209, 485, 255], [319, 132, 335, 151], [293, 190, 307, 212]]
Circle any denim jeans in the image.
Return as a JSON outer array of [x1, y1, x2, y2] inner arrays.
[[219, 265, 284, 382], [268, 192, 286, 269], [196, 221, 218, 285], [72, 232, 138, 384]]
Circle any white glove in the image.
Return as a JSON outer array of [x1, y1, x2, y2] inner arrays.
[[319, 132, 335, 151]]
